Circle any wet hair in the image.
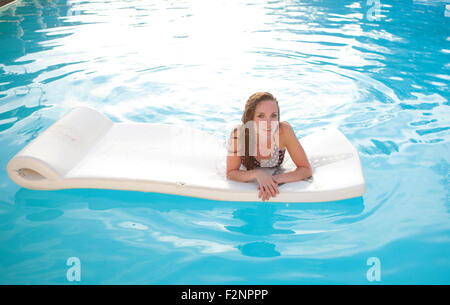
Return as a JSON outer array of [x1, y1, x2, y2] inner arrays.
[[229, 92, 280, 170]]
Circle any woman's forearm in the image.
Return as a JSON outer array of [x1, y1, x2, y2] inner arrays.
[[227, 169, 258, 183], [273, 166, 312, 184]]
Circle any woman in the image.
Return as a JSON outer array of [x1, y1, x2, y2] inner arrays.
[[226, 92, 312, 201]]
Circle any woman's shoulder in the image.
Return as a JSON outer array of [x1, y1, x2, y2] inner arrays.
[[279, 121, 293, 150], [279, 121, 293, 135], [230, 123, 243, 137]]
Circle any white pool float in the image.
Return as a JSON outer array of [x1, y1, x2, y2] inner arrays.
[[6, 106, 366, 202]]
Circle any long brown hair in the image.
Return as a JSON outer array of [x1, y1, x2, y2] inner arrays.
[[233, 92, 280, 170]]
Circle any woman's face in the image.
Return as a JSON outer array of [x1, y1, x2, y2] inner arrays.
[[253, 99, 279, 136]]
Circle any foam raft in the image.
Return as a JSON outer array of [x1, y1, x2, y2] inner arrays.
[[6, 107, 365, 202]]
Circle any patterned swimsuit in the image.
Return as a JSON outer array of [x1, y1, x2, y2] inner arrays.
[[241, 143, 286, 168]]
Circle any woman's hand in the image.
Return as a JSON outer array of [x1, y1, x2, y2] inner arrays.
[[254, 170, 281, 201]]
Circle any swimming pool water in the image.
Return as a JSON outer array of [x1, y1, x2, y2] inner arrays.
[[0, 0, 449, 284]]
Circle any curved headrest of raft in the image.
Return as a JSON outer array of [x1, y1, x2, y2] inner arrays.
[[7, 107, 114, 189]]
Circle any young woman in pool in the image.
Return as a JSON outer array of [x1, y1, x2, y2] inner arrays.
[[226, 92, 312, 201]]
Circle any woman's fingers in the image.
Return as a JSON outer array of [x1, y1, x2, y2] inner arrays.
[[260, 185, 269, 199], [271, 182, 279, 194], [258, 182, 281, 201], [261, 185, 269, 201], [272, 178, 280, 192], [272, 177, 281, 191], [265, 187, 273, 201], [267, 183, 277, 197], [259, 185, 265, 200]]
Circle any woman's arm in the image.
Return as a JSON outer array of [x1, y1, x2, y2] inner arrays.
[[273, 166, 311, 184], [226, 126, 258, 182], [227, 168, 258, 182], [273, 122, 312, 184]]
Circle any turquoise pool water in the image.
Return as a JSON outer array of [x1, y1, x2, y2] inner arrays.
[[0, 0, 449, 284]]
